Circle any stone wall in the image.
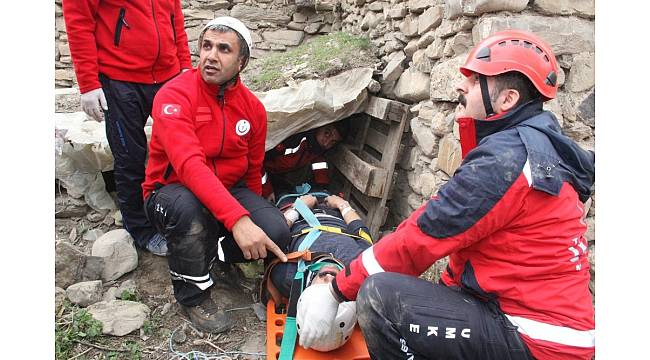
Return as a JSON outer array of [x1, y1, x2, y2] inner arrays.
[[54, 0, 595, 290], [54, 0, 343, 87]]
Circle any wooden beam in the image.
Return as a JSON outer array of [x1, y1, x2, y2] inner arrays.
[[364, 96, 410, 123], [329, 145, 387, 198], [365, 127, 386, 155]]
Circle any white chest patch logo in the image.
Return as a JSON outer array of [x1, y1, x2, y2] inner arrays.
[[235, 119, 251, 136]]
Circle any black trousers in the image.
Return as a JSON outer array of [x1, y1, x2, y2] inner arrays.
[[100, 74, 164, 248], [357, 273, 535, 360], [145, 183, 290, 306]]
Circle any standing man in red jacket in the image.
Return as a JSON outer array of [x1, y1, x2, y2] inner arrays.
[[296, 30, 595, 360], [142, 17, 289, 333], [62, 0, 192, 256]]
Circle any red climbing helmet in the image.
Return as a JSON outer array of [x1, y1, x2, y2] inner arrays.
[[460, 29, 559, 100]]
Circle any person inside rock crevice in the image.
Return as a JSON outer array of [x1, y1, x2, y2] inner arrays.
[[262, 122, 349, 204]]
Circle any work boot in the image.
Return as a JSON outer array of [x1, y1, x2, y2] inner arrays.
[[146, 233, 168, 257], [181, 297, 233, 333]]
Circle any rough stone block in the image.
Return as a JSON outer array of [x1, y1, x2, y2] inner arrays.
[[91, 229, 138, 282], [399, 15, 420, 37], [446, 0, 528, 17], [388, 4, 408, 19], [404, 39, 419, 57], [431, 111, 455, 137], [369, 1, 388, 11], [55, 242, 104, 289], [304, 22, 322, 34], [287, 21, 307, 31], [66, 280, 103, 307], [293, 11, 308, 23], [577, 90, 595, 127], [58, 43, 70, 57], [566, 52, 595, 92], [87, 300, 151, 336], [55, 69, 75, 81], [55, 87, 82, 113], [417, 31, 436, 49], [382, 51, 407, 83], [534, 0, 595, 18], [472, 14, 594, 56], [230, 5, 291, 26], [446, 31, 473, 57], [436, 134, 462, 176], [361, 11, 382, 30], [444, 0, 463, 20], [262, 30, 305, 46], [413, 49, 433, 73], [429, 55, 466, 102], [408, 0, 435, 14], [410, 117, 438, 156], [182, 9, 214, 20], [418, 6, 444, 35], [425, 37, 445, 59], [395, 67, 431, 103]]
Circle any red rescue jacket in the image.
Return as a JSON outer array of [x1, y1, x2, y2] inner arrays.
[[262, 131, 331, 197], [62, 0, 192, 93], [143, 69, 267, 231], [333, 101, 596, 360]]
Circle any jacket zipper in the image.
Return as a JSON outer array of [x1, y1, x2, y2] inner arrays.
[[150, 0, 161, 83], [217, 88, 227, 157], [114, 8, 128, 46], [171, 14, 177, 42]]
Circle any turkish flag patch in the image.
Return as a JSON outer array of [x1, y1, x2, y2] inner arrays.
[[161, 103, 181, 117]]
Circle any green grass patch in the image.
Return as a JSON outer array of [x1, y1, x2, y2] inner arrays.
[[243, 32, 377, 91], [55, 307, 103, 360]]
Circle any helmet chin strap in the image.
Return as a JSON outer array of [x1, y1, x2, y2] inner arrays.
[[479, 74, 496, 118]]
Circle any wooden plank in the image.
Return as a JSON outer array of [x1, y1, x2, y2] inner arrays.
[[364, 96, 391, 122], [365, 126, 406, 160], [352, 115, 372, 153], [365, 127, 387, 155], [329, 145, 387, 197], [350, 186, 374, 213], [364, 96, 410, 124], [387, 101, 410, 123]]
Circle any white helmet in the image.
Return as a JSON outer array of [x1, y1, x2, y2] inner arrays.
[[297, 297, 358, 352], [201, 16, 253, 56]]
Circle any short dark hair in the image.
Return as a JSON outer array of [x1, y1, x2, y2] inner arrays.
[[491, 71, 541, 107], [332, 120, 350, 139], [199, 24, 250, 64]]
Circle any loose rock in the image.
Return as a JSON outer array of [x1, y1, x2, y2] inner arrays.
[[66, 280, 103, 307], [87, 300, 151, 336], [91, 229, 138, 282]]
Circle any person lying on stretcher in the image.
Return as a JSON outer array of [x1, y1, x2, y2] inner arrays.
[[262, 194, 373, 352]]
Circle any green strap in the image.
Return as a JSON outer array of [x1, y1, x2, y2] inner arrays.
[[278, 272, 305, 360], [278, 199, 322, 360], [275, 183, 330, 207]]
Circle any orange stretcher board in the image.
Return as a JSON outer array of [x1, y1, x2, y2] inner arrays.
[[266, 298, 371, 360]]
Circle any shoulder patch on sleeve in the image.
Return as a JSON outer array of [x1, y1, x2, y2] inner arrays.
[[161, 104, 181, 117]]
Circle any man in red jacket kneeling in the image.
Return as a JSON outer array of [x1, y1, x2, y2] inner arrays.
[[296, 30, 595, 360], [142, 17, 289, 333]]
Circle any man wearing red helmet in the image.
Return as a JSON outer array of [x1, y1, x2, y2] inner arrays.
[[296, 30, 595, 360]]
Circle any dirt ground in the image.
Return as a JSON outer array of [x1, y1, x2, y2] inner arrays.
[[55, 187, 269, 360]]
